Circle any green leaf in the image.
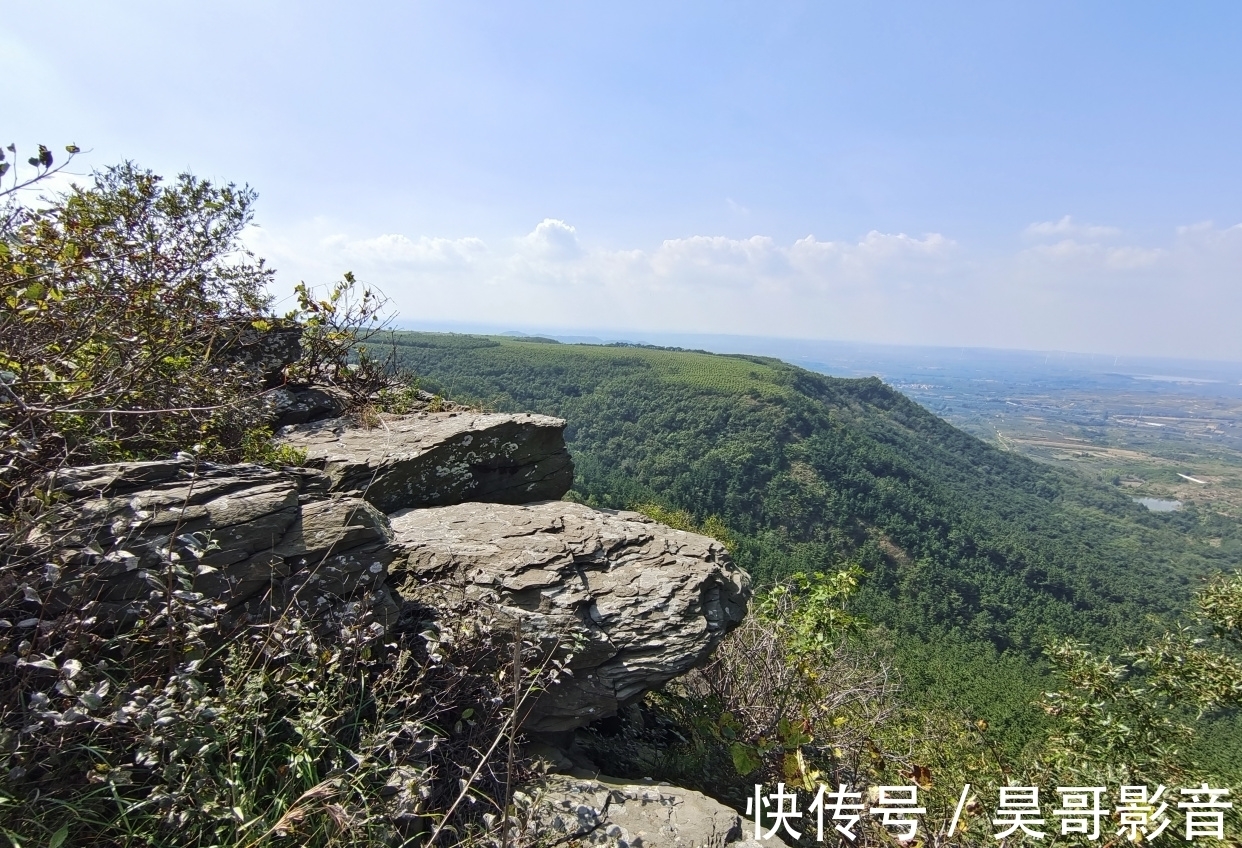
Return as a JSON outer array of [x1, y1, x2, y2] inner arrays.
[[729, 742, 762, 776], [777, 717, 813, 747], [49, 824, 68, 848]]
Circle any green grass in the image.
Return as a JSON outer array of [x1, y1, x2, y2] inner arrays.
[[399, 335, 794, 399]]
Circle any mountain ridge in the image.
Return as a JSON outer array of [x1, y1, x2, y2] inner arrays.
[[391, 331, 1239, 657]]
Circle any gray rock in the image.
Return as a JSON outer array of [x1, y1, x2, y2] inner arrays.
[[221, 323, 303, 389], [387, 501, 750, 732], [267, 385, 345, 428], [43, 460, 302, 574], [36, 459, 397, 628], [277, 412, 573, 511], [521, 774, 789, 848]]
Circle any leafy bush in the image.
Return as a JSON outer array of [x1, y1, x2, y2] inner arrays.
[[677, 570, 892, 784], [0, 161, 275, 498], [288, 276, 415, 410], [375, 382, 424, 416], [240, 426, 310, 468], [1038, 572, 1242, 788], [0, 555, 560, 847], [632, 502, 738, 552]]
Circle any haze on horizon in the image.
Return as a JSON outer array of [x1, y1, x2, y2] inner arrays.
[[6, 2, 1242, 361]]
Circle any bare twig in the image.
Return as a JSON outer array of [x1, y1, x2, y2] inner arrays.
[[501, 616, 521, 848], [425, 624, 563, 847]]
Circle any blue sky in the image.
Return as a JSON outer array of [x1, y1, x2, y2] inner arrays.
[[6, 2, 1242, 359]]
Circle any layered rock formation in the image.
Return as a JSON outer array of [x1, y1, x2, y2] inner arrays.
[[278, 411, 574, 512], [34, 409, 746, 736], [7, 317, 763, 841], [37, 458, 398, 627], [388, 501, 749, 732]]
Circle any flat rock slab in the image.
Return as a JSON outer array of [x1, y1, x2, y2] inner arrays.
[[522, 775, 787, 848], [388, 501, 750, 732], [278, 412, 573, 512]]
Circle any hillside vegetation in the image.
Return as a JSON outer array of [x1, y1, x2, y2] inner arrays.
[[394, 332, 1237, 647], [392, 331, 1242, 757]]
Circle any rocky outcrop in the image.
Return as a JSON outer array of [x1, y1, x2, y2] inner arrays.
[[33, 455, 746, 734], [36, 458, 398, 627], [267, 385, 346, 428], [222, 322, 303, 388], [277, 412, 574, 512], [11, 320, 762, 841], [32, 400, 748, 733], [521, 775, 785, 848], [387, 501, 750, 733]]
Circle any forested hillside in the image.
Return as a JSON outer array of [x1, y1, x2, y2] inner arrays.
[[392, 332, 1237, 648], [390, 331, 1242, 753]]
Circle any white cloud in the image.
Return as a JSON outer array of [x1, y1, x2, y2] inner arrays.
[[1021, 238, 1164, 271], [249, 217, 1242, 360], [650, 235, 787, 283], [1174, 221, 1242, 250], [1024, 215, 1122, 240], [332, 233, 487, 266], [519, 218, 581, 260], [790, 231, 956, 277]]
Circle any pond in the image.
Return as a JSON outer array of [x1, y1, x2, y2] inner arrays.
[[1134, 497, 1183, 512]]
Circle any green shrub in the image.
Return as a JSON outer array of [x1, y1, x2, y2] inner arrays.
[[376, 382, 423, 415], [631, 502, 738, 553], [240, 426, 310, 468], [0, 162, 274, 498], [288, 277, 418, 410]]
